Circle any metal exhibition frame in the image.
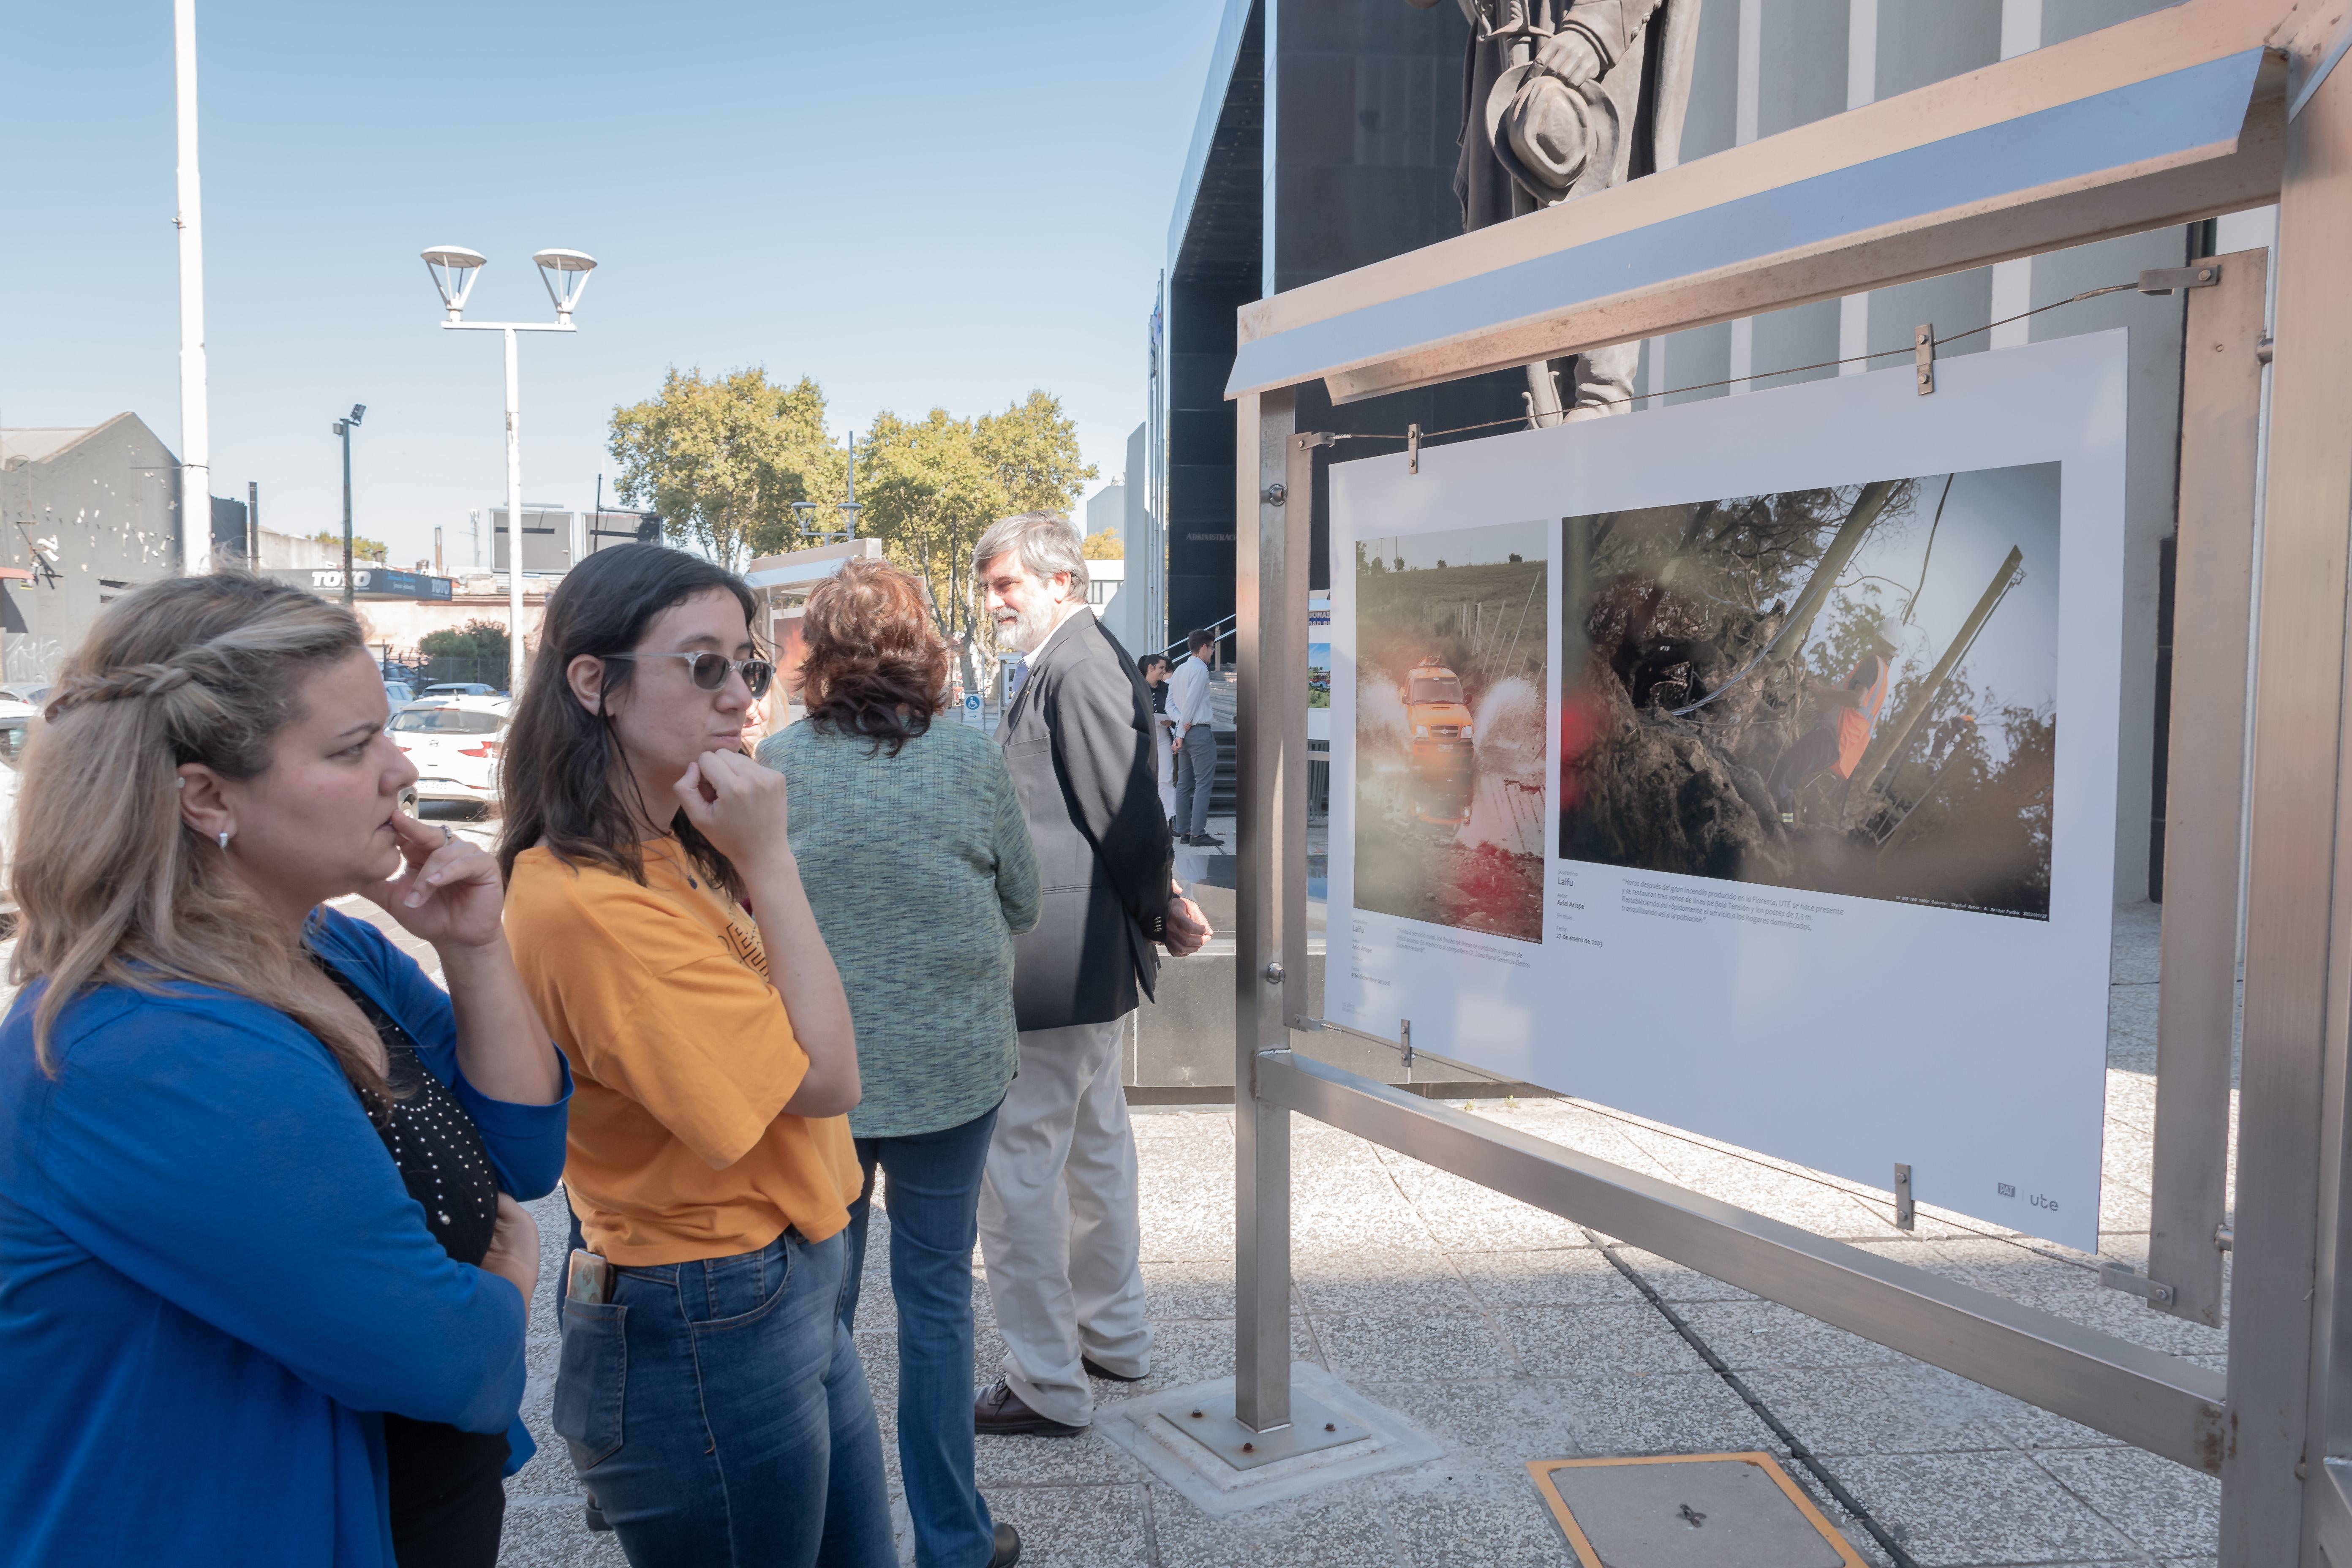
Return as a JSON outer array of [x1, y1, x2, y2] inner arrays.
[[1221, 4, 2352, 1562]]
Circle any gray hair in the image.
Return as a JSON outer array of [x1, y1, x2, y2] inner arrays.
[[974, 511, 1089, 595]]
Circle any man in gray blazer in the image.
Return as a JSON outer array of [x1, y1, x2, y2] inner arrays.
[[971, 512, 1211, 1437]]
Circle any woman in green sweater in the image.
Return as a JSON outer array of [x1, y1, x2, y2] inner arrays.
[[757, 558, 1037, 1568]]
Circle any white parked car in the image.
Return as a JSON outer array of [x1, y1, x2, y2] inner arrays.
[[389, 695, 509, 816]]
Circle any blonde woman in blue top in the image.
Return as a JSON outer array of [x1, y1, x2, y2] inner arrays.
[[0, 574, 568, 1568]]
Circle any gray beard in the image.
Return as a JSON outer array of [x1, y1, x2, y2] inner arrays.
[[999, 604, 1057, 654]]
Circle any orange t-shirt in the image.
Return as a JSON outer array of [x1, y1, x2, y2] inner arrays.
[[504, 840, 860, 1265]]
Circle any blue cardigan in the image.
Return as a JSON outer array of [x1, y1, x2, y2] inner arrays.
[[0, 909, 570, 1568]]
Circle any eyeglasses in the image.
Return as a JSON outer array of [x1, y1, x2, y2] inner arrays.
[[606, 651, 775, 699]]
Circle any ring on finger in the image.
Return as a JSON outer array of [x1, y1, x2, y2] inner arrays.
[[440, 826, 453, 845]]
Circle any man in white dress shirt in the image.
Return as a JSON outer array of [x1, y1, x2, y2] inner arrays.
[[1165, 629, 1218, 847]]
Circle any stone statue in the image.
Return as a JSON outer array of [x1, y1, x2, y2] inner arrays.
[[1408, 0, 1701, 423]]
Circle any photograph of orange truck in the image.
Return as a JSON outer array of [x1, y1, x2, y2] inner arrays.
[[1353, 519, 1549, 942]]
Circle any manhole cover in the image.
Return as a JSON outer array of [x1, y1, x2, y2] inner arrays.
[[1527, 1453, 1866, 1568]]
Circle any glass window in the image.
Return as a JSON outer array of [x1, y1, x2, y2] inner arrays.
[[1409, 675, 1463, 704], [391, 708, 503, 735], [0, 720, 29, 769]]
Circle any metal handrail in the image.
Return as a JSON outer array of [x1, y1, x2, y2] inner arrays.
[[1162, 612, 1238, 665]]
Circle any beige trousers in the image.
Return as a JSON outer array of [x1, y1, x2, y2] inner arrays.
[[977, 1016, 1151, 1426]]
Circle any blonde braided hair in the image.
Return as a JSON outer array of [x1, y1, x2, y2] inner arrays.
[[13, 572, 387, 1092]]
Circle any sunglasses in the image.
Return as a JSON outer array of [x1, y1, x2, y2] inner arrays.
[[607, 651, 776, 699]]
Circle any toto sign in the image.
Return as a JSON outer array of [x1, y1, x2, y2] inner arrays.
[[267, 567, 454, 602]]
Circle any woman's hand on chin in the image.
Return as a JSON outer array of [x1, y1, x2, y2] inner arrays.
[[672, 749, 794, 879], [357, 813, 508, 951]]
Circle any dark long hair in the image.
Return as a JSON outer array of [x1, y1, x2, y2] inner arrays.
[[798, 558, 950, 757], [496, 544, 758, 899]]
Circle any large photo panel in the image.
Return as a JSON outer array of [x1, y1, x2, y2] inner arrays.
[[1326, 335, 2126, 1252]]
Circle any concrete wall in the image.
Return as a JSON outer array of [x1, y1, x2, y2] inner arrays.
[[0, 414, 183, 684], [1122, 421, 1162, 653], [358, 589, 547, 662], [257, 528, 346, 570]]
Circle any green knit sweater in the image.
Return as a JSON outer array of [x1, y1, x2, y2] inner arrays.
[[756, 719, 1040, 1138]]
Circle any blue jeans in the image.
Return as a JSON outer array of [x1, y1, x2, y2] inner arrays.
[[553, 1228, 893, 1568], [841, 1105, 1001, 1568], [1173, 724, 1216, 836]]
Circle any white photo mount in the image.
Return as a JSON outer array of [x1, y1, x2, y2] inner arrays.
[[1326, 333, 2126, 1252]]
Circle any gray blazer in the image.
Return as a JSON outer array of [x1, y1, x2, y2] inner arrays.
[[998, 613, 1175, 1032]]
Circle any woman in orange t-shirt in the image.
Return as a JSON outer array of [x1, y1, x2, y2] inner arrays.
[[495, 544, 889, 1568]]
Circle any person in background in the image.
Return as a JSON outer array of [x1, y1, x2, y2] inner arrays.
[[0, 574, 566, 1568], [1167, 629, 1219, 847], [969, 513, 1212, 1439], [757, 557, 1037, 1568], [1139, 652, 1176, 825], [497, 544, 890, 1568]]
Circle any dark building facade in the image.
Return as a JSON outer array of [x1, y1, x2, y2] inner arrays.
[[1158, 1, 1531, 648]]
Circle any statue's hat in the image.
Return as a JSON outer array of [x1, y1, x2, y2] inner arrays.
[[1485, 62, 1621, 205]]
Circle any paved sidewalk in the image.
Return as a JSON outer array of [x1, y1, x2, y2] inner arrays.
[[498, 900, 2222, 1568]]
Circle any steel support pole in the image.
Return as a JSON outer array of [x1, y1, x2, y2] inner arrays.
[[504, 327, 525, 700], [341, 422, 355, 609], [2147, 250, 2265, 1330], [2219, 49, 2352, 1568], [1234, 388, 1304, 1433], [172, 0, 210, 574]]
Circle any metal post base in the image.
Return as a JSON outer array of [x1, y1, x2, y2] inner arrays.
[[1093, 1362, 1442, 1518], [1161, 1388, 1368, 1471]]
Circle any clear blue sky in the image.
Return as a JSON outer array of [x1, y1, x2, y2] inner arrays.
[[3, 1, 1225, 567]]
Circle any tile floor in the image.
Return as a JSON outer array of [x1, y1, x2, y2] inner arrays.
[[491, 902, 2229, 1566]]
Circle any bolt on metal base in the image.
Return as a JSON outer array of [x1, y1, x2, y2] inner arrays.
[[1160, 1389, 1369, 1472]]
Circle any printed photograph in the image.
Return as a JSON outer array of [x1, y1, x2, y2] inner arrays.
[[1557, 463, 2059, 918], [1354, 520, 1549, 942]]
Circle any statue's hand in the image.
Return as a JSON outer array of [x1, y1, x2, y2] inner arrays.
[[1534, 28, 1604, 85]]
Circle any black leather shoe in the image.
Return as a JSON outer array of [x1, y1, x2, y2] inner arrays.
[[988, 1522, 1022, 1567], [974, 1379, 1085, 1437], [583, 1495, 612, 1533], [1081, 1355, 1147, 1383]]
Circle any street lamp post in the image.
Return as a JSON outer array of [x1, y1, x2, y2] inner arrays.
[[420, 246, 596, 700], [840, 429, 862, 540], [789, 430, 866, 547], [330, 404, 365, 607]]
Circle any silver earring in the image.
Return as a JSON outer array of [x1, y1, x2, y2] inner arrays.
[[216, 829, 231, 852]]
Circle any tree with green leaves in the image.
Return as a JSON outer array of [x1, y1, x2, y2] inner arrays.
[[1081, 528, 1122, 561], [607, 368, 843, 570], [418, 619, 510, 689], [311, 531, 388, 564], [975, 391, 1095, 514], [858, 392, 1096, 692]]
